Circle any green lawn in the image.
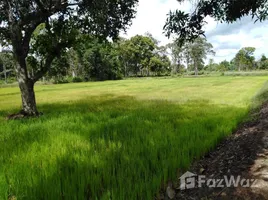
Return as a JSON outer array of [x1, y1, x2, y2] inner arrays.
[[0, 76, 267, 200]]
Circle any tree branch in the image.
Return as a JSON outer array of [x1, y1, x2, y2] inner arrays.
[[35, 0, 47, 13], [19, 1, 79, 28], [32, 54, 55, 82], [0, 27, 10, 40], [22, 21, 43, 58], [32, 41, 66, 82]]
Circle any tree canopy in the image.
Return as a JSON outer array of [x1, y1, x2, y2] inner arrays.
[[164, 0, 268, 44], [167, 37, 214, 75], [234, 47, 256, 71]]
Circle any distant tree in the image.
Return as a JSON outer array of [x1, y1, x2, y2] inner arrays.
[[168, 37, 214, 75], [166, 41, 184, 74], [164, 0, 268, 45], [261, 54, 267, 62], [0, 51, 15, 83], [119, 35, 156, 76], [149, 56, 169, 76], [47, 53, 70, 82], [0, 0, 138, 116], [80, 37, 123, 81], [218, 60, 230, 72], [117, 37, 135, 77], [166, 41, 183, 74], [234, 47, 256, 71], [185, 37, 215, 75], [258, 54, 268, 70], [229, 59, 237, 71], [145, 32, 160, 46], [204, 59, 218, 71], [67, 48, 80, 78]]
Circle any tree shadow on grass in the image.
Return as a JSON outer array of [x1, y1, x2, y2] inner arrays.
[[0, 95, 248, 200]]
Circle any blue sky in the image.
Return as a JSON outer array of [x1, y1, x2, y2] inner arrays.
[[123, 0, 268, 63]]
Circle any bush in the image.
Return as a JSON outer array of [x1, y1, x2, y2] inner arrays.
[[53, 77, 70, 84], [186, 71, 205, 76], [72, 77, 83, 83]]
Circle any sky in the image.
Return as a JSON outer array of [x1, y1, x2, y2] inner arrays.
[[122, 0, 268, 63]]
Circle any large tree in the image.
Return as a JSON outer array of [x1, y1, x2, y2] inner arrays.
[[258, 54, 268, 70], [186, 37, 215, 75], [0, 0, 138, 116], [166, 41, 184, 74], [234, 47, 256, 71], [164, 0, 268, 44], [168, 37, 214, 75], [119, 35, 156, 76]]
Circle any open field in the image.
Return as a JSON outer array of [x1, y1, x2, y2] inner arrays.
[[0, 76, 268, 199]]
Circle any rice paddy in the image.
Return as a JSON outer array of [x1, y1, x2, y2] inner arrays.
[[0, 76, 267, 200]]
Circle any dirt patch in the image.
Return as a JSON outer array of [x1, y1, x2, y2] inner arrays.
[[159, 103, 268, 200], [6, 110, 43, 120]]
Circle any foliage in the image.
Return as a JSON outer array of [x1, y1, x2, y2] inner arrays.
[[218, 60, 231, 72], [204, 59, 218, 71], [72, 77, 83, 83], [0, 52, 15, 83], [3, 33, 171, 83], [149, 56, 170, 76], [0, 0, 138, 80], [121, 35, 156, 76], [167, 37, 214, 75], [258, 54, 268, 70], [164, 0, 268, 44], [188, 37, 215, 75], [234, 47, 256, 71], [79, 38, 123, 81], [117, 34, 171, 77], [166, 41, 184, 74], [170, 37, 214, 75]]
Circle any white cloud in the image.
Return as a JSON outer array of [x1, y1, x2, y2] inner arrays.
[[124, 0, 268, 63], [122, 0, 191, 45]]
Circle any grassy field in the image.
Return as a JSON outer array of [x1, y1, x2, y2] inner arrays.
[[0, 76, 267, 200]]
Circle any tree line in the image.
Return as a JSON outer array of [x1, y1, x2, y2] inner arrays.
[[2, 35, 268, 84], [205, 47, 268, 72]]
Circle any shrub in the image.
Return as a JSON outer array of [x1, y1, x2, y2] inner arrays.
[[72, 77, 83, 83], [53, 77, 70, 84]]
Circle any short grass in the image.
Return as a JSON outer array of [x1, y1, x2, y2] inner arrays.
[[0, 76, 268, 200]]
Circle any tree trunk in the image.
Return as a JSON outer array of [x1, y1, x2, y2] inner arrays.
[[124, 64, 127, 77], [173, 64, 178, 74], [72, 70, 76, 78], [194, 62, 198, 76], [3, 64, 7, 84], [16, 57, 39, 116], [18, 78, 38, 116]]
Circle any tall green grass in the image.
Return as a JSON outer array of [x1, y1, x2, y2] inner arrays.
[[0, 77, 267, 199]]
